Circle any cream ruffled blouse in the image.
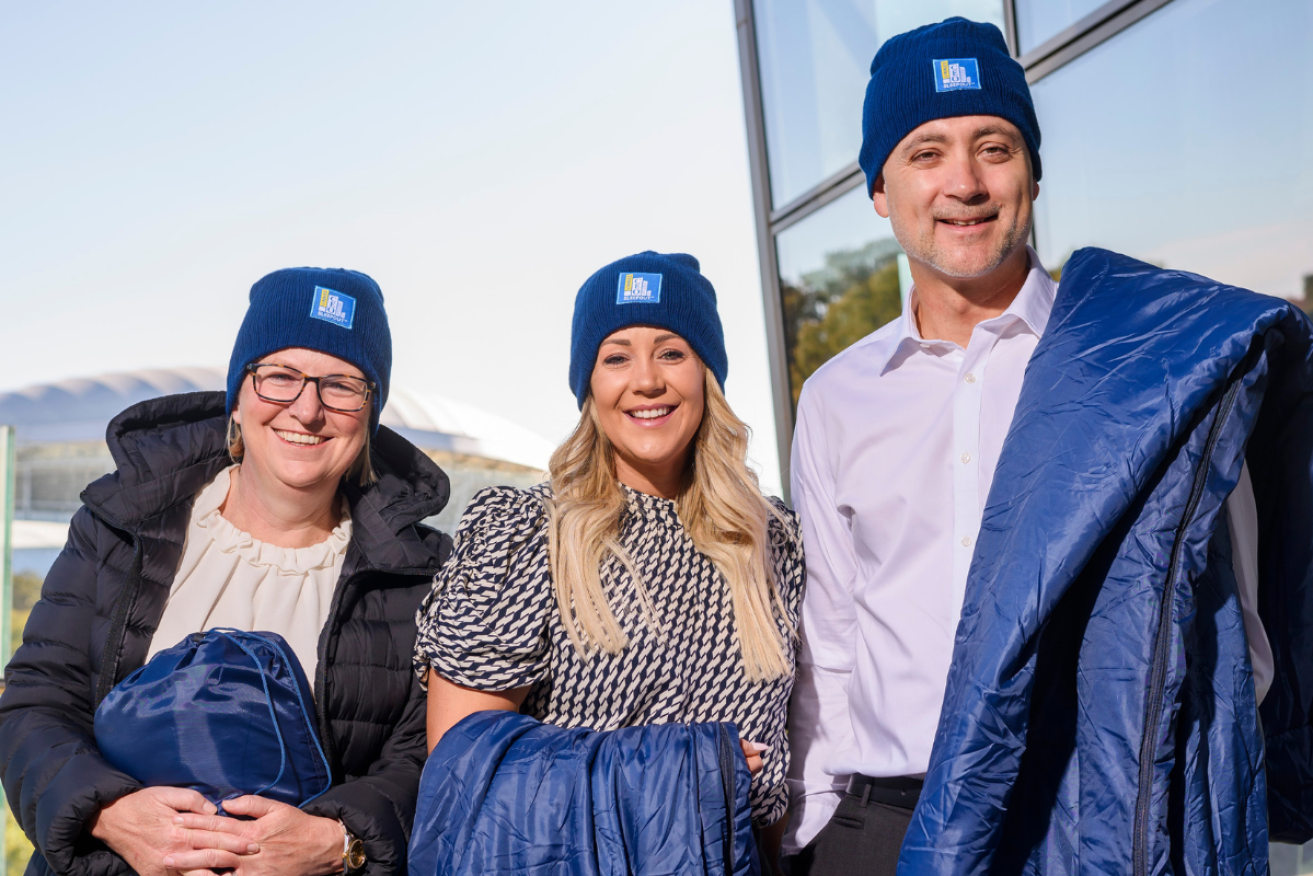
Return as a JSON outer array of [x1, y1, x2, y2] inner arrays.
[[146, 465, 352, 690]]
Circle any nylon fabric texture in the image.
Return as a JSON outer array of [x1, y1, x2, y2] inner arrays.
[[94, 629, 331, 812], [897, 248, 1313, 874], [409, 711, 760, 876]]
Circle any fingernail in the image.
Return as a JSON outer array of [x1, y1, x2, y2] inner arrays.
[[749, 742, 770, 753], [163, 858, 175, 868], [173, 816, 184, 824], [247, 843, 259, 853]]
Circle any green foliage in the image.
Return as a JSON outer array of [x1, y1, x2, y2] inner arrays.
[[12, 573, 41, 613], [11, 573, 41, 660], [782, 240, 904, 407], [1, 572, 41, 871], [6, 807, 32, 874]]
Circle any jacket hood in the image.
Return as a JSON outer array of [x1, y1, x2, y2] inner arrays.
[[81, 391, 450, 573]]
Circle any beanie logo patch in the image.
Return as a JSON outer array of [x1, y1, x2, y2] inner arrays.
[[616, 272, 662, 305], [933, 58, 981, 92], [308, 286, 356, 329]]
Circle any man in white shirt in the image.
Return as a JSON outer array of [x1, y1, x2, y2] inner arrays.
[[782, 17, 1272, 875]]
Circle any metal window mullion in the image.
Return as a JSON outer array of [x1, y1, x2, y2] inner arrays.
[[768, 161, 864, 228], [1021, 0, 1178, 82], [771, 170, 866, 236], [734, 0, 796, 497], [1002, 0, 1021, 56]]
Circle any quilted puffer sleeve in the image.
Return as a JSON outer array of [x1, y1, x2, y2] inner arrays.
[[302, 670, 428, 876], [414, 486, 555, 692]]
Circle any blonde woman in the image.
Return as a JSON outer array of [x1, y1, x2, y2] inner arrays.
[[414, 251, 804, 847]]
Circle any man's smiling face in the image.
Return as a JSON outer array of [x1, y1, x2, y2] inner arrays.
[[874, 114, 1038, 281]]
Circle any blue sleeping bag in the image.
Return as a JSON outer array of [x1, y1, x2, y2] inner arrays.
[[410, 710, 759, 876], [899, 248, 1313, 875], [94, 628, 332, 811]]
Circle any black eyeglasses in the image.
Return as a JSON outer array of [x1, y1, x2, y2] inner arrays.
[[247, 364, 373, 413]]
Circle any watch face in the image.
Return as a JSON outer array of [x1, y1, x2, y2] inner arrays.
[[346, 838, 366, 870]]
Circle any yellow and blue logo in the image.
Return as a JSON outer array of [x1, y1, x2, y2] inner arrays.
[[308, 286, 356, 329], [933, 58, 981, 93], [616, 272, 662, 305]]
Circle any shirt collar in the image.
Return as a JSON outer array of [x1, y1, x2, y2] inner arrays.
[[875, 246, 1056, 375]]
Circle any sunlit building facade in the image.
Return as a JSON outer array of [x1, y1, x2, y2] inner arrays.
[[735, 0, 1313, 477], [733, 0, 1312, 870]]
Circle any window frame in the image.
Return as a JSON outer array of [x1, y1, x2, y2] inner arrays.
[[733, 0, 1184, 491]]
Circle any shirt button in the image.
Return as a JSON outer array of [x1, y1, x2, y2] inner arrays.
[[961, 536, 973, 547], [960, 452, 972, 464], [964, 372, 976, 383]]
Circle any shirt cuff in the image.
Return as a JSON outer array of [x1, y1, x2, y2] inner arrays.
[[782, 780, 846, 856]]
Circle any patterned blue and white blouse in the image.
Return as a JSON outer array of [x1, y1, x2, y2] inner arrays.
[[414, 482, 806, 826]]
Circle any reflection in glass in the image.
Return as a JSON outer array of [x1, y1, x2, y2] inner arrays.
[[1032, 0, 1313, 308], [775, 185, 903, 406], [1014, 0, 1110, 55], [753, 0, 1005, 208]]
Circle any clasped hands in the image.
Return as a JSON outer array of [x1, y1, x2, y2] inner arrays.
[[89, 786, 344, 876]]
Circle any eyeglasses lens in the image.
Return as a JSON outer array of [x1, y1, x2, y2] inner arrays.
[[252, 366, 369, 412]]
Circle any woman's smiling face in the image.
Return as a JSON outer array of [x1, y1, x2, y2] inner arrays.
[[232, 346, 370, 491], [589, 326, 706, 497]]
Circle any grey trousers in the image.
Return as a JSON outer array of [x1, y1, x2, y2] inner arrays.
[[783, 792, 914, 876]]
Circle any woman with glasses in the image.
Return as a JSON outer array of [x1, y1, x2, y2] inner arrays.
[[0, 268, 450, 876], [413, 252, 805, 871]]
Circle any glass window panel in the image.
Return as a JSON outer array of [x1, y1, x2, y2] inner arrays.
[[1270, 841, 1313, 876], [1032, 0, 1313, 309], [775, 184, 904, 407], [1015, 0, 1111, 55], [753, 0, 1006, 208]]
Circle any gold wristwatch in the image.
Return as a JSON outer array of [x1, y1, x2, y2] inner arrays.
[[340, 820, 366, 873]]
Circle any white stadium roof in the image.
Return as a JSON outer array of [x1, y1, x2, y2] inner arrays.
[[0, 366, 553, 472]]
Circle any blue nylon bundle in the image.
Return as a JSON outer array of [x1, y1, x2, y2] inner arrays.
[[94, 628, 331, 811]]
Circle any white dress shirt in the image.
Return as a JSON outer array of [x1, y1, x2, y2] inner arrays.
[[784, 248, 1272, 853]]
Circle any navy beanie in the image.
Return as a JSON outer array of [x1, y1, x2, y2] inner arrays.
[[859, 16, 1041, 196], [568, 251, 727, 408], [226, 267, 392, 433]]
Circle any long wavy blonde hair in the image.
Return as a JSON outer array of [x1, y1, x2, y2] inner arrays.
[[544, 370, 794, 681]]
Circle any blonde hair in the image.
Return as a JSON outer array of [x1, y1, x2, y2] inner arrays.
[[226, 414, 377, 486], [545, 370, 794, 681]]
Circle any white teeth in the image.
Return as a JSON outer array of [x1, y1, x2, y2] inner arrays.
[[629, 407, 672, 420], [275, 430, 325, 445]]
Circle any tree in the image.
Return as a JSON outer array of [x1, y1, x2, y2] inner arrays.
[[783, 240, 903, 407]]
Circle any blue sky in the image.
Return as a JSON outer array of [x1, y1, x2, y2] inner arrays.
[[0, 2, 783, 493]]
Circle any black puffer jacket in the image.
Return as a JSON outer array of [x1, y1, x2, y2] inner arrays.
[[0, 391, 452, 876]]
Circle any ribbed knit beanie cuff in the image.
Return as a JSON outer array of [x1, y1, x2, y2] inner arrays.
[[859, 16, 1041, 196], [568, 251, 728, 408], [226, 267, 392, 433]]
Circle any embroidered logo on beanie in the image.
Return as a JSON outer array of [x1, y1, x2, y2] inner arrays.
[[933, 58, 981, 92], [616, 272, 662, 304], [308, 286, 356, 329]]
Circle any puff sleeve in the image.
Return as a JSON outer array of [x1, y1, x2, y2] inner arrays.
[[413, 486, 556, 692]]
